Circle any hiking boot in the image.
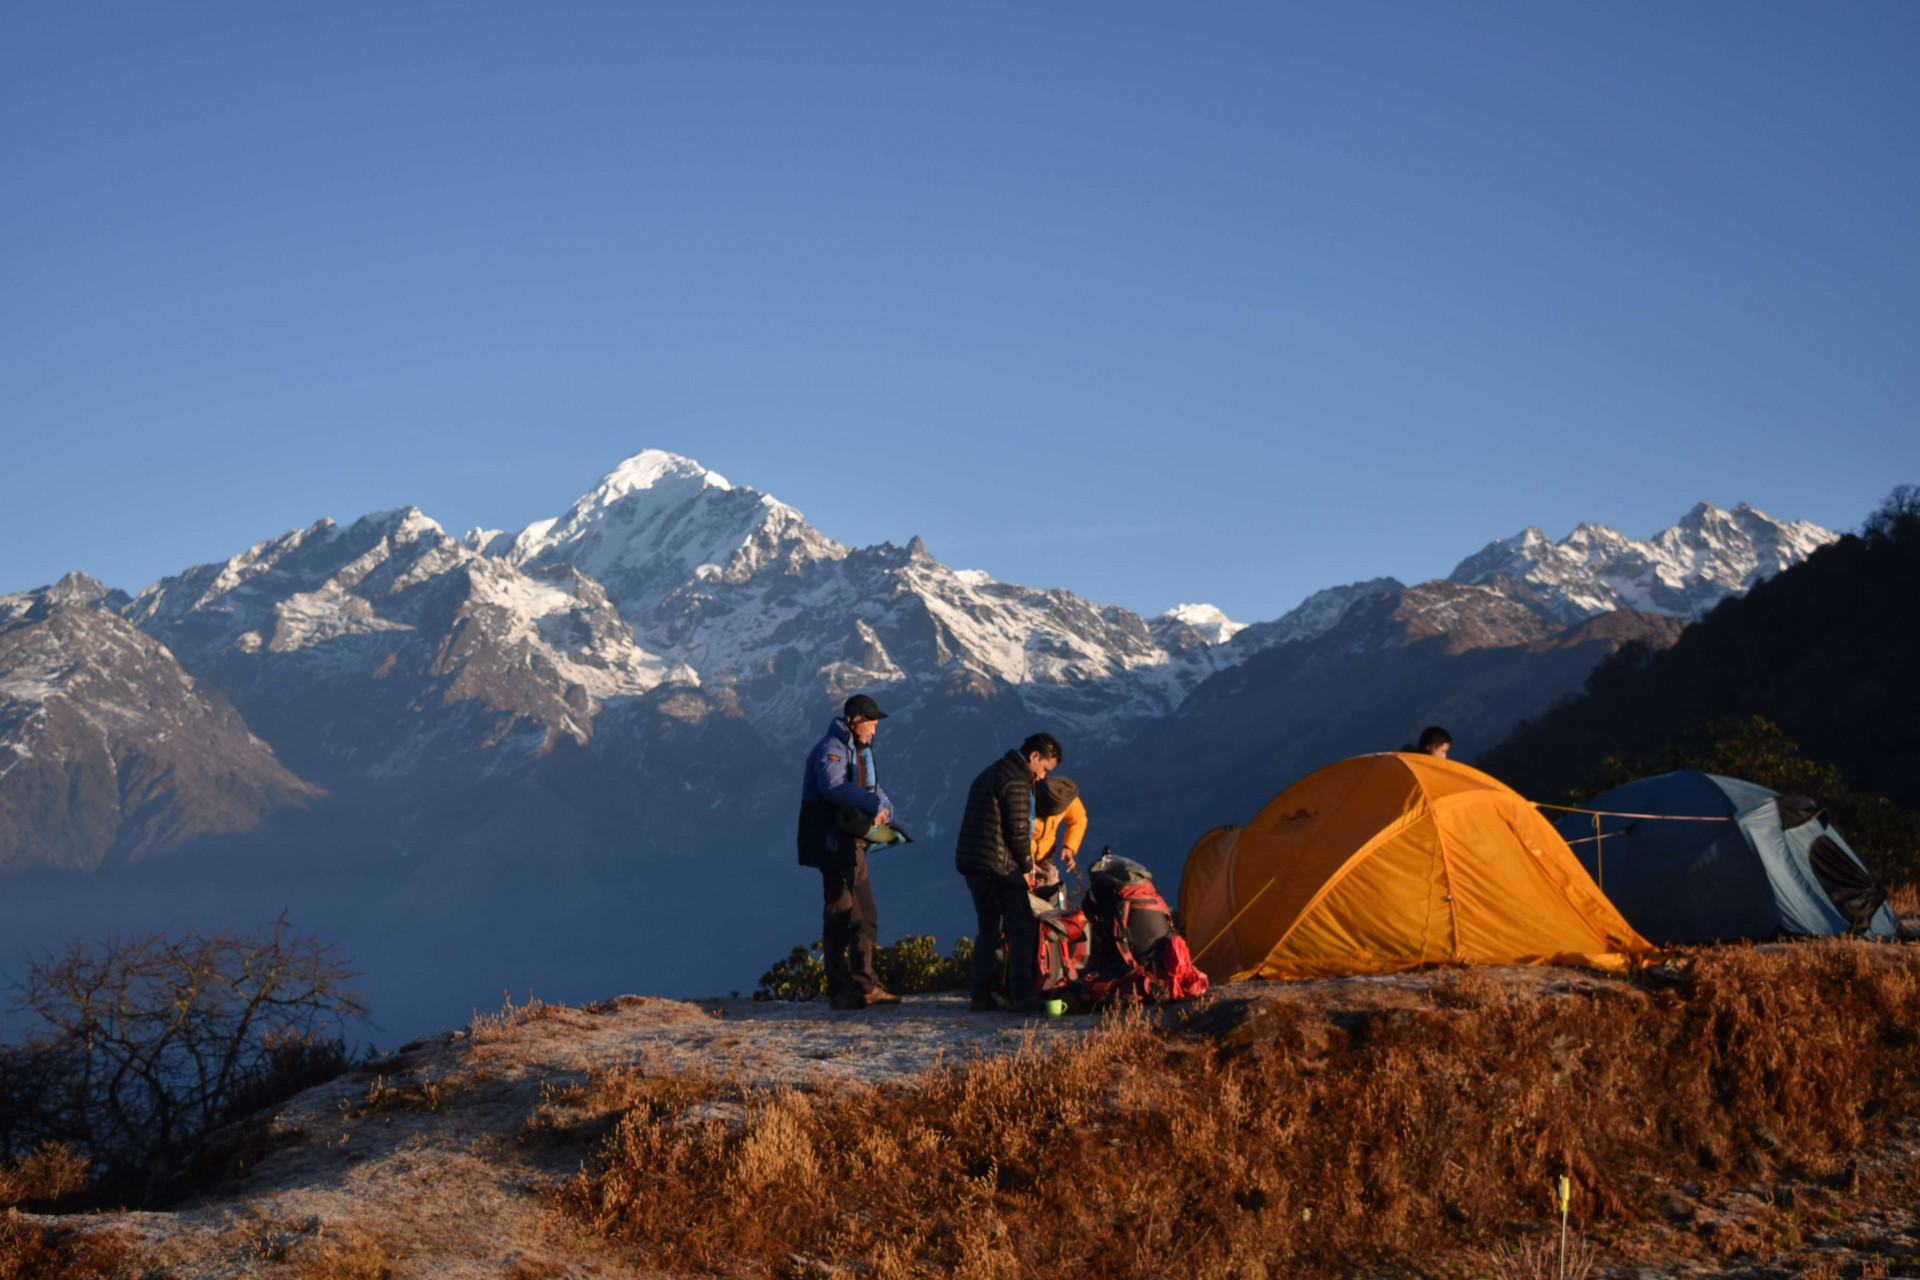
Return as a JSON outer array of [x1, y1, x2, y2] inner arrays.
[[969, 995, 999, 1013], [828, 990, 868, 1010], [864, 987, 903, 1007]]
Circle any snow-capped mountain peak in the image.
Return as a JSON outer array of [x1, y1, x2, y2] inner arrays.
[[496, 449, 846, 622], [601, 448, 732, 497], [1448, 501, 1837, 624], [1157, 603, 1245, 645], [0, 572, 131, 624]]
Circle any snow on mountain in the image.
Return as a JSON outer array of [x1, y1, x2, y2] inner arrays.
[[1, 571, 130, 626], [1227, 578, 1406, 654], [131, 507, 685, 698], [1156, 604, 1245, 646], [462, 527, 511, 556], [499, 450, 847, 620], [491, 452, 1239, 744], [125, 506, 692, 778], [1448, 502, 1836, 625], [635, 533, 1219, 743], [50, 447, 1839, 793], [465, 453, 1836, 750], [90, 453, 1840, 776], [1, 586, 318, 871]]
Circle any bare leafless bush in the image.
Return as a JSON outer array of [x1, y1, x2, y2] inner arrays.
[[553, 940, 1920, 1278], [1, 915, 366, 1205]]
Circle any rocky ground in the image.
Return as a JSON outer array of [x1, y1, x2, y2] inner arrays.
[[9, 967, 1920, 1279]]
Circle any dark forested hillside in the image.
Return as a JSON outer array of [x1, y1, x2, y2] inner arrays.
[[1479, 488, 1920, 809]]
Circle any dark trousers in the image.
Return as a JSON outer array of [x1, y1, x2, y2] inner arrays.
[[821, 843, 878, 996], [967, 872, 1038, 1005]]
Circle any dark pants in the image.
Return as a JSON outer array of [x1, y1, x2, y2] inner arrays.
[[821, 842, 878, 997], [967, 872, 1038, 1005]]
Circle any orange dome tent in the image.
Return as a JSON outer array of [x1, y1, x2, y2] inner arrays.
[[1179, 753, 1653, 982]]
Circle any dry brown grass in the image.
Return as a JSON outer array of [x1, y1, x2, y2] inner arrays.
[[1888, 882, 1919, 917], [518, 1057, 738, 1151], [550, 940, 1920, 1278], [503, 1260, 571, 1280], [341, 1063, 500, 1120], [1480, 1232, 1597, 1280], [0, 1145, 88, 1209], [0, 1211, 134, 1279], [216, 1210, 398, 1279], [468, 992, 574, 1044], [283, 1224, 397, 1280], [350, 1073, 456, 1116]]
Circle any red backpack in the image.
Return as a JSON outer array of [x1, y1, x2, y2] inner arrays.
[[998, 894, 1091, 999], [1076, 851, 1210, 1007]]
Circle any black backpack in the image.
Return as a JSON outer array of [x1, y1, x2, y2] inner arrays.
[[1074, 849, 1211, 1006], [1081, 850, 1176, 978]]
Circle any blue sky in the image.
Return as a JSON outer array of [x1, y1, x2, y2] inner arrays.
[[4, 3, 1916, 622]]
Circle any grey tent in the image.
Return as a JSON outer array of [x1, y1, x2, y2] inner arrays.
[[1552, 770, 1897, 945]]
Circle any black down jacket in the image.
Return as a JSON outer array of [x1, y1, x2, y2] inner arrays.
[[955, 750, 1034, 879]]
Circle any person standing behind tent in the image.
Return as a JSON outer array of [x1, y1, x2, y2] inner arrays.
[[797, 694, 902, 1011], [1416, 726, 1452, 759], [956, 733, 1063, 1013], [1029, 776, 1087, 907]]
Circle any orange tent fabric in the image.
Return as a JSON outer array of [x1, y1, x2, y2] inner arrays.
[[1178, 753, 1653, 981]]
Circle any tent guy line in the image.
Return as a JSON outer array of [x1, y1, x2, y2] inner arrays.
[[1532, 803, 1735, 821], [1536, 802, 1736, 891]]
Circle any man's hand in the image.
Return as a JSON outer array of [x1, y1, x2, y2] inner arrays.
[[1061, 847, 1078, 873], [877, 806, 892, 826]]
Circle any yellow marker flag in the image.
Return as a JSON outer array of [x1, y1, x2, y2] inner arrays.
[[1556, 1174, 1573, 1280]]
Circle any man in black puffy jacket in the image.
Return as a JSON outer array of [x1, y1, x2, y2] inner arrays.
[[955, 732, 1063, 1013]]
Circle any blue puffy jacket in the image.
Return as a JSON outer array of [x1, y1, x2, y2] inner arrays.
[[795, 718, 892, 868]]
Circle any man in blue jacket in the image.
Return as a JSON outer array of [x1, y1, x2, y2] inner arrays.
[[797, 694, 902, 1010]]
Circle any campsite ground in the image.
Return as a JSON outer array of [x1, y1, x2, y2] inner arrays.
[[6, 947, 1920, 1279]]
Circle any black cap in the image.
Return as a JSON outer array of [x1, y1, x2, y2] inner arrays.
[[844, 694, 889, 722]]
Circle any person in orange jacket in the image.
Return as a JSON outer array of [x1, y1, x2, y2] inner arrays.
[[1029, 776, 1087, 906]]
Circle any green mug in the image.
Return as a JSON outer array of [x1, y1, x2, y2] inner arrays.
[[1044, 998, 1066, 1018]]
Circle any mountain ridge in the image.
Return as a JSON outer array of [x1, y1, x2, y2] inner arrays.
[[0, 449, 1845, 1035]]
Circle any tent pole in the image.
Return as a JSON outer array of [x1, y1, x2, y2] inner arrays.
[[1593, 812, 1603, 891]]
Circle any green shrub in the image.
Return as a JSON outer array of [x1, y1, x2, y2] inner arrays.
[[753, 943, 828, 1002], [754, 935, 974, 1001], [875, 935, 973, 995]]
